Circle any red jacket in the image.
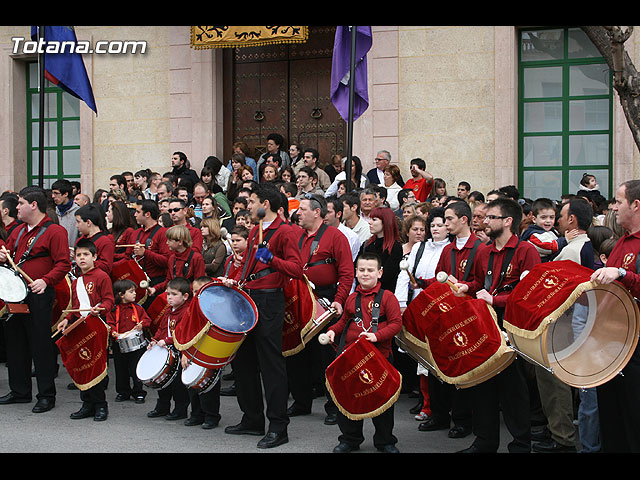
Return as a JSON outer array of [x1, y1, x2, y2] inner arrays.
[[76, 231, 115, 275], [111, 227, 136, 266], [106, 302, 152, 334], [297, 223, 354, 305], [231, 216, 303, 290], [154, 247, 206, 293], [607, 230, 640, 298], [328, 282, 402, 359], [132, 223, 169, 280], [403, 177, 433, 203], [153, 297, 191, 345], [421, 232, 489, 287], [6, 216, 71, 288], [65, 267, 115, 323]]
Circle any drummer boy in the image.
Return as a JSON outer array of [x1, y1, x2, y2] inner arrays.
[[57, 238, 114, 421], [324, 252, 402, 453]]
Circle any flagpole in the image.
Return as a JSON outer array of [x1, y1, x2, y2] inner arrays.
[[345, 26, 357, 193], [38, 25, 45, 188]]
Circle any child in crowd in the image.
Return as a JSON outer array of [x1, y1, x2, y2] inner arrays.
[[521, 198, 572, 260], [182, 276, 222, 429], [57, 239, 115, 421], [146, 277, 192, 421], [325, 252, 403, 453], [106, 279, 152, 404]]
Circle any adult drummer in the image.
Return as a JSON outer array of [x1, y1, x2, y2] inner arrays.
[[221, 184, 303, 449], [287, 194, 353, 423], [132, 200, 169, 291], [591, 179, 640, 453], [454, 197, 540, 453], [74, 203, 115, 276], [0, 186, 72, 413]]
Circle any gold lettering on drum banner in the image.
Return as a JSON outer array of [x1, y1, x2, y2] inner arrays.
[[61, 330, 97, 357], [340, 351, 375, 381], [448, 334, 488, 361], [285, 294, 298, 308], [438, 314, 477, 343], [354, 370, 389, 399], [420, 291, 453, 318], [72, 349, 105, 374]]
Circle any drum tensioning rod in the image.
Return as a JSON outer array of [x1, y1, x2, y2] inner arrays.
[[394, 336, 444, 383]]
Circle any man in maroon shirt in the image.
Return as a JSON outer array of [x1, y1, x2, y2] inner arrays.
[[454, 197, 540, 453], [132, 200, 169, 287], [75, 203, 115, 276], [591, 179, 640, 452], [222, 184, 303, 449], [286, 194, 353, 422], [0, 187, 72, 413], [168, 198, 203, 252]]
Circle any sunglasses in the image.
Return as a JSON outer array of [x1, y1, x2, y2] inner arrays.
[[168, 208, 183, 213]]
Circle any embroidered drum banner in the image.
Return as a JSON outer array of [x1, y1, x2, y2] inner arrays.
[[191, 26, 308, 49]]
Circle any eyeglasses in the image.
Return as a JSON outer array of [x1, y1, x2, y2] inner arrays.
[[485, 215, 508, 221], [168, 208, 183, 213]]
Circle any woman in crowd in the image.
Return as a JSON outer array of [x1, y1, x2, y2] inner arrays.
[[360, 206, 403, 292], [201, 217, 228, 278], [384, 165, 404, 210]]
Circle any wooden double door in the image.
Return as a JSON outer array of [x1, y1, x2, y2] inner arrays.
[[223, 26, 345, 167]]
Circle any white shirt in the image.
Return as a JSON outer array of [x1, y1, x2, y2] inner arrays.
[[349, 215, 372, 246], [338, 222, 362, 261]]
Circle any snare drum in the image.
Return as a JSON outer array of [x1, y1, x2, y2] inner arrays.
[[117, 329, 147, 353], [0, 265, 28, 303], [136, 344, 179, 389], [505, 260, 640, 388], [178, 281, 258, 369], [181, 363, 221, 394]]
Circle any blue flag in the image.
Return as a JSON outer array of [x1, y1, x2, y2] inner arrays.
[[330, 26, 372, 123], [31, 26, 97, 114]]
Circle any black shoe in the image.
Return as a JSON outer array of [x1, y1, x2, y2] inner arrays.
[[324, 412, 338, 425], [286, 404, 311, 417], [409, 401, 423, 415], [220, 384, 236, 396], [448, 425, 472, 438], [532, 440, 577, 453], [184, 416, 204, 426], [115, 394, 130, 402], [377, 444, 400, 453], [70, 406, 95, 420], [94, 407, 108, 422], [456, 444, 496, 453], [418, 417, 449, 431], [0, 392, 31, 405], [147, 408, 169, 418], [67, 383, 78, 390], [32, 398, 55, 413], [134, 395, 146, 404], [531, 427, 552, 442], [333, 442, 359, 453], [224, 423, 264, 436], [166, 411, 187, 421], [257, 431, 288, 449], [202, 421, 219, 430]]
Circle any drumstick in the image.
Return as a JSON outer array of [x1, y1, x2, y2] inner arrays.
[[318, 333, 337, 352], [1, 246, 34, 284], [399, 259, 417, 285], [222, 229, 239, 262], [51, 316, 86, 338], [257, 207, 266, 245], [436, 271, 459, 292], [62, 307, 106, 313]]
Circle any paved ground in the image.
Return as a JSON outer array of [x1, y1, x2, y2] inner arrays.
[[0, 360, 515, 454]]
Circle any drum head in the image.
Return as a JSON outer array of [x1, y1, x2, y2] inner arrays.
[[0, 267, 28, 303], [545, 282, 640, 388], [136, 345, 169, 381], [198, 284, 257, 334], [182, 362, 206, 384]]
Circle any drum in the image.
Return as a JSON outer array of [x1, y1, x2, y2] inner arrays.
[[136, 344, 179, 390], [181, 362, 221, 394], [505, 260, 640, 388], [0, 265, 28, 303], [401, 281, 515, 388], [111, 259, 149, 304], [146, 292, 169, 337], [52, 274, 72, 332], [178, 281, 258, 369], [300, 297, 337, 346], [325, 336, 402, 420], [116, 329, 147, 353]]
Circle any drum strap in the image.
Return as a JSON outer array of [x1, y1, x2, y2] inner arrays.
[[115, 304, 138, 333], [336, 288, 385, 354], [241, 224, 280, 283], [451, 238, 482, 282], [484, 237, 521, 294], [14, 221, 54, 267], [298, 223, 335, 269], [172, 250, 195, 279], [136, 224, 161, 270], [407, 241, 426, 304]]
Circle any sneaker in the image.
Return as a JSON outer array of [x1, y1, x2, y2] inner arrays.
[[414, 411, 430, 421]]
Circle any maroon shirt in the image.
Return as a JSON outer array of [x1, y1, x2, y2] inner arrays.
[[607, 230, 640, 298], [153, 297, 191, 345], [106, 302, 152, 334], [231, 216, 303, 290], [297, 223, 354, 305], [6, 216, 71, 288], [154, 247, 206, 293], [421, 232, 489, 287], [76, 231, 114, 275], [328, 282, 402, 359], [65, 267, 115, 323], [111, 227, 136, 266], [132, 223, 169, 279]]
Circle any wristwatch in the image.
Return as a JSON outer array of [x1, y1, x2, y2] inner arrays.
[[618, 267, 627, 280]]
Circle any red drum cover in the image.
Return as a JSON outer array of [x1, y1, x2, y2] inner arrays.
[[51, 275, 72, 332], [504, 260, 597, 339], [325, 337, 402, 420], [282, 276, 316, 356], [56, 314, 110, 391], [111, 259, 148, 304], [146, 292, 169, 337]]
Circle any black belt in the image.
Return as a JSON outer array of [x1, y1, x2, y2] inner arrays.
[[245, 287, 283, 295]]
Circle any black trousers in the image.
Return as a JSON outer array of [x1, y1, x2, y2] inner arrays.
[[337, 405, 397, 448], [112, 343, 146, 398], [428, 374, 472, 429], [188, 379, 221, 424], [467, 357, 531, 452], [80, 376, 109, 410], [597, 343, 640, 452], [154, 356, 189, 415], [233, 289, 289, 434], [3, 288, 57, 401]]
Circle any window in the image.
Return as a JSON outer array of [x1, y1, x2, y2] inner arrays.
[[518, 28, 613, 200], [26, 61, 81, 188]]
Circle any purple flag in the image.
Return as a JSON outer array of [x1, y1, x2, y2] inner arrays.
[[330, 26, 372, 123]]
